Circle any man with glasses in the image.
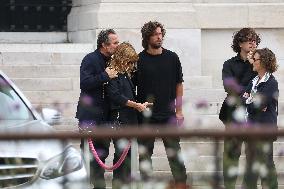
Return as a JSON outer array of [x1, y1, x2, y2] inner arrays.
[[219, 28, 261, 189]]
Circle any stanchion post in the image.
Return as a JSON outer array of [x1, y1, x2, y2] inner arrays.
[[83, 138, 91, 188], [130, 138, 139, 188]]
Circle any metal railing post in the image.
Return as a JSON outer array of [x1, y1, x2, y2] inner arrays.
[[213, 138, 221, 189], [130, 138, 139, 188], [83, 138, 91, 188]]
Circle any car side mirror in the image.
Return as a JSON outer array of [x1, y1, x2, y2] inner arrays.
[[41, 108, 61, 125]]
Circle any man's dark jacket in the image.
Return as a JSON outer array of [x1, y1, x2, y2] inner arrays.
[[76, 49, 110, 123], [219, 54, 257, 124]]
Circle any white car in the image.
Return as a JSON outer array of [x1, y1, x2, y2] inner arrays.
[[0, 70, 88, 189]]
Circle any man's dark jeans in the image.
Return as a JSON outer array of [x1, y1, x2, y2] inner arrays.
[[138, 117, 187, 183]]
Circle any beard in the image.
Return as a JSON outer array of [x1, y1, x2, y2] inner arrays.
[[150, 41, 162, 49]]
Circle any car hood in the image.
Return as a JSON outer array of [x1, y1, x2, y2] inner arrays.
[[0, 120, 67, 161]]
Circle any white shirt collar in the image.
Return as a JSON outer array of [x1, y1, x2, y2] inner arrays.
[[251, 72, 271, 93]]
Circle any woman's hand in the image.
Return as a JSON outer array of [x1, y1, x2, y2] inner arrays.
[[135, 103, 147, 112], [143, 102, 153, 108]]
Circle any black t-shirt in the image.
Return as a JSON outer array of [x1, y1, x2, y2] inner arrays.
[[136, 48, 183, 119], [219, 54, 257, 123]]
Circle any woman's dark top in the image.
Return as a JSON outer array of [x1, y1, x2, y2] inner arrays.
[[246, 74, 278, 125], [106, 73, 138, 125]]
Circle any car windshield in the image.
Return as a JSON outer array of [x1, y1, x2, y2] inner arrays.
[[0, 76, 34, 121]]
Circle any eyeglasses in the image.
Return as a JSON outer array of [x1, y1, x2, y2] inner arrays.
[[252, 57, 261, 62]]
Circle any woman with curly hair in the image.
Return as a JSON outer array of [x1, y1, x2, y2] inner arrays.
[[107, 42, 149, 121], [105, 42, 150, 188], [242, 48, 279, 189]]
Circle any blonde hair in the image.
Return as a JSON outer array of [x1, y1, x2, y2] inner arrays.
[[108, 42, 138, 75]]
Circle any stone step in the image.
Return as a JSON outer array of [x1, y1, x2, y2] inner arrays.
[[0, 65, 80, 78], [183, 76, 213, 89], [0, 52, 88, 65], [0, 33, 68, 44], [184, 89, 226, 103], [183, 102, 222, 115], [0, 43, 93, 53], [24, 90, 79, 104], [0, 44, 93, 65], [12, 78, 75, 91]]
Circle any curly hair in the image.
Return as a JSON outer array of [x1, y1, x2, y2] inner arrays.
[[97, 29, 116, 49], [231, 28, 261, 53], [108, 42, 138, 75], [254, 48, 278, 73], [141, 21, 166, 50]]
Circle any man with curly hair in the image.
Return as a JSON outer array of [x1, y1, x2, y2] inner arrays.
[[135, 21, 188, 189], [219, 28, 261, 189]]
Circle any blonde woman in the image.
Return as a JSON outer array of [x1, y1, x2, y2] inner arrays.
[[107, 42, 150, 123], [105, 42, 150, 188]]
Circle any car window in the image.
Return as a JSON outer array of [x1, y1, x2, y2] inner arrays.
[[0, 77, 34, 120]]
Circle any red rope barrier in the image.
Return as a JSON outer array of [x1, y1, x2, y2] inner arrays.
[[87, 138, 131, 171]]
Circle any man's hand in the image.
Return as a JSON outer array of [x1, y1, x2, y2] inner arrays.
[[105, 67, 118, 79], [247, 50, 255, 64]]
